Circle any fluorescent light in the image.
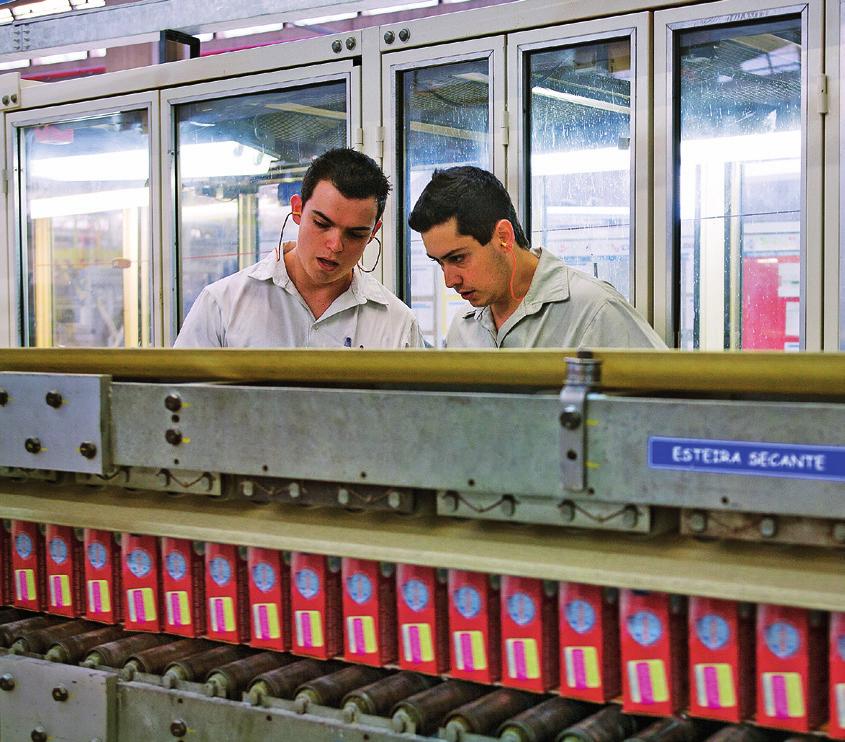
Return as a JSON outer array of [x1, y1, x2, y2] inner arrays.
[[195, 33, 214, 43], [363, 1, 437, 15], [219, 23, 285, 39], [0, 9, 13, 25], [532, 86, 629, 115], [33, 51, 88, 65], [13, 1, 71, 20], [89, 48, 107, 58], [31, 187, 148, 219], [0, 59, 30, 70], [30, 148, 149, 182], [296, 12, 357, 25]]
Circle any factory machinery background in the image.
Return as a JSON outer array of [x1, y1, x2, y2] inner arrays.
[[0, 348, 842, 741]]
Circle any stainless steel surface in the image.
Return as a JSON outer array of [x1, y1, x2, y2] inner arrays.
[[0, 653, 116, 741], [0, 373, 110, 475]]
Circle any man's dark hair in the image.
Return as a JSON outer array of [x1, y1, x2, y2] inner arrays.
[[408, 166, 529, 249], [301, 148, 391, 222]]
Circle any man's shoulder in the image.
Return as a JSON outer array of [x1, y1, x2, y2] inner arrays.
[[202, 256, 276, 300], [357, 273, 417, 319]]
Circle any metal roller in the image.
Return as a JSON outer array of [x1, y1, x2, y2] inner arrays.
[[293, 665, 385, 713], [498, 697, 593, 742], [246, 659, 336, 706], [624, 716, 707, 742], [10, 619, 96, 654], [556, 705, 642, 742], [161, 644, 249, 688], [45, 625, 125, 663], [390, 680, 489, 736], [120, 638, 214, 680], [0, 615, 56, 647], [444, 688, 538, 742], [341, 671, 438, 723], [704, 726, 769, 742], [81, 633, 173, 668], [204, 652, 296, 700]]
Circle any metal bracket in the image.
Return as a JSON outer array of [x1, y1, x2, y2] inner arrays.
[[559, 354, 601, 491]]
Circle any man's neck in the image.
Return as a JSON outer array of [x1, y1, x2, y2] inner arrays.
[[284, 248, 353, 320], [489, 248, 539, 330]]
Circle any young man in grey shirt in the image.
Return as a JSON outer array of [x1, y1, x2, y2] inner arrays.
[[409, 166, 665, 349]]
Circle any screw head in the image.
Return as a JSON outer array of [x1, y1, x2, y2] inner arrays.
[[45, 390, 63, 408], [165, 429, 183, 446], [79, 441, 97, 459], [337, 487, 350, 505], [170, 719, 188, 738], [241, 480, 254, 498], [1, 96, 8, 105], [759, 516, 778, 538], [387, 490, 401, 509], [164, 394, 182, 412], [331, 39, 343, 53], [10, 94, 17, 103], [398, 28, 410, 42], [345, 36, 356, 50], [31, 728, 47, 742], [383, 30, 395, 43], [24, 437, 41, 454], [560, 405, 582, 430], [0, 389, 7, 405], [687, 510, 708, 533], [0, 673, 15, 691], [52, 685, 69, 702]]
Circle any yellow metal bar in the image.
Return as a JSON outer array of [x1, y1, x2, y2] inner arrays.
[[0, 348, 843, 396], [1, 485, 841, 611]]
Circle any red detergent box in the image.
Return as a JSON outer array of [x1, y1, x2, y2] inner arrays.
[[161, 537, 205, 637], [290, 552, 342, 658], [11, 521, 44, 610], [247, 547, 290, 651], [342, 558, 396, 666], [559, 582, 620, 701], [0, 521, 10, 605], [448, 569, 500, 683], [396, 564, 449, 674], [44, 525, 83, 617], [500, 576, 558, 691], [830, 612, 845, 739], [83, 529, 121, 623], [121, 534, 161, 632], [205, 542, 248, 643], [688, 597, 754, 722], [756, 604, 826, 732], [620, 590, 687, 716]]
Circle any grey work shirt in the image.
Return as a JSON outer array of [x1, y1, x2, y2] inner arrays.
[[175, 251, 424, 349], [446, 248, 666, 349]]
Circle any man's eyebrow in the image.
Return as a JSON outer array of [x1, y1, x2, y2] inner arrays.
[[312, 209, 372, 233], [426, 248, 463, 262]]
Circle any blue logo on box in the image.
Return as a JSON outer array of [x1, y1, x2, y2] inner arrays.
[[765, 621, 800, 659], [87, 542, 107, 569], [346, 573, 372, 605], [696, 615, 730, 650], [454, 586, 481, 619], [648, 436, 845, 482], [15, 533, 32, 559], [627, 610, 662, 646], [402, 580, 429, 612], [49, 538, 68, 565], [565, 600, 596, 634], [252, 562, 276, 593], [507, 593, 536, 626], [295, 568, 320, 599], [166, 551, 187, 581], [127, 548, 152, 578], [209, 557, 232, 587]]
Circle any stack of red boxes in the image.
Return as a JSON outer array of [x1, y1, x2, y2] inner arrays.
[[756, 604, 826, 732], [205, 542, 248, 643], [500, 576, 557, 691], [396, 564, 448, 675], [0, 521, 8, 605], [121, 534, 161, 632], [290, 552, 342, 658], [688, 597, 753, 721], [247, 547, 290, 651], [342, 558, 396, 666], [161, 537, 205, 637], [44, 524, 83, 616], [448, 569, 500, 683], [11, 521, 44, 611], [831, 612, 845, 740], [83, 529, 120, 623], [559, 582, 620, 701], [620, 589, 687, 716]]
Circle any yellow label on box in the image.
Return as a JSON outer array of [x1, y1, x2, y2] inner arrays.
[[564, 646, 600, 689]]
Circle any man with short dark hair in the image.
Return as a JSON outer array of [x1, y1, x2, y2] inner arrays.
[[176, 148, 423, 348], [408, 166, 665, 349]]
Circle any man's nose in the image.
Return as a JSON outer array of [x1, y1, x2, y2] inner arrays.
[[443, 265, 460, 289], [326, 229, 343, 252]]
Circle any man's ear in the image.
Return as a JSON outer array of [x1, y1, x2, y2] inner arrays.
[[494, 219, 516, 252], [290, 194, 302, 225], [369, 219, 383, 242]]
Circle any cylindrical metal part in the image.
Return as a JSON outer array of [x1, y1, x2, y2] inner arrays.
[[341, 671, 438, 722], [45, 625, 125, 663], [294, 665, 385, 712], [498, 697, 592, 742], [0, 608, 21, 625], [557, 705, 642, 742], [82, 633, 173, 668], [10, 619, 96, 655], [204, 652, 296, 699], [162, 645, 249, 687], [445, 688, 537, 741], [704, 726, 769, 742], [246, 659, 333, 705], [391, 680, 489, 736], [624, 716, 703, 742], [121, 638, 214, 680], [0, 615, 56, 647]]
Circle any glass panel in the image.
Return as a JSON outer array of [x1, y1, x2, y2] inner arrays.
[[21, 109, 152, 347], [175, 80, 348, 323], [677, 17, 802, 350], [399, 58, 491, 347], [526, 38, 633, 300]]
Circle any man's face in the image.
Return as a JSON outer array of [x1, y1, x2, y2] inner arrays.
[[290, 180, 380, 287], [421, 217, 511, 308]]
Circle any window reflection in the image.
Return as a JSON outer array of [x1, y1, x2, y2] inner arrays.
[[677, 17, 802, 350], [21, 110, 152, 347], [399, 59, 490, 347], [175, 81, 348, 323], [526, 38, 633, 299]]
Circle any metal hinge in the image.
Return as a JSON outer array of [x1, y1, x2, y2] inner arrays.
[[559, 353, 602, 491], [374, 125, 385, 159], [1, 170, 6, 196], [354, 128, 364, 149], [817, 74, 829, 115]]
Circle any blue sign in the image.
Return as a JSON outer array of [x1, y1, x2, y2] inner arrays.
[[648, 436, 845, 482]]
